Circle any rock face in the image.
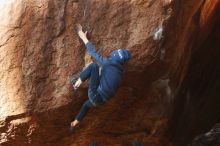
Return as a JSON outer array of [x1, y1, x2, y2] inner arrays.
[[0, 0, 219, 145], [170, 1, 220, 145], [189, 123, 220, 146]]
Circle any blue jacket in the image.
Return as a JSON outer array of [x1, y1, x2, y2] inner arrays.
[[84, 42, 123, 101]]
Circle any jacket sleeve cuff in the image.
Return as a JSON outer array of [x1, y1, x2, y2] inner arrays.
[[85, 41, 92, 47]]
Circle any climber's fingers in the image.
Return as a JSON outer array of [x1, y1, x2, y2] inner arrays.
[[74, 82, 80, 88], [85, 31, 88, 36], [73, 78, 82, 90], [73, 84, 77, 90], [75, 24, 82, 32]]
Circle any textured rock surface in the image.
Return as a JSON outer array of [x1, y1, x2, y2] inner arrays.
[[170, 1, 220, 145], [0, 0, 219, 145], [189, 123, 220, 146]]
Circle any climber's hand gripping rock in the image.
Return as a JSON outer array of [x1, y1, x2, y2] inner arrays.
[[76, 24, 89, 44]]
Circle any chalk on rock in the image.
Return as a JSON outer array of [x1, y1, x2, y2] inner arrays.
[[153, 26, 163, 41]]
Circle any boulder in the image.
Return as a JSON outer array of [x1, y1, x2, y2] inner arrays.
[[0, 0, 219, 145]]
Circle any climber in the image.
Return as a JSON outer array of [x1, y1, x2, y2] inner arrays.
[[70, 24, 131, 129]]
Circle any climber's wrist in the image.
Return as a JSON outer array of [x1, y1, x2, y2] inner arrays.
[[81, 37, 89, 44]]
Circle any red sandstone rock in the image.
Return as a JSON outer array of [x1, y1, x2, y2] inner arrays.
[[0, 0, 219, 145]]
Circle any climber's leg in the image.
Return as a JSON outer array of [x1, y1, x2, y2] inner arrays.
[[87, 63, 105, 106], [75, 100, 93, 122], [87, 63, 100, 91], [71, 100, 93, 128], [80, 63, 99, 83], [71, 63, 99, 90], [70, 63, 102, 128]]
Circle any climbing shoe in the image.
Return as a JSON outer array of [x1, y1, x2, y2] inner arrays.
[[69, 124, 80, 134]]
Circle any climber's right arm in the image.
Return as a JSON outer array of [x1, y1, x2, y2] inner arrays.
[[84, 42, 107, 64], [77, 28, 89, 44], [77, 24, 107, 64]]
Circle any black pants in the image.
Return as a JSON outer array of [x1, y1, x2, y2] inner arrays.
[[75, 63, 105, 121]]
